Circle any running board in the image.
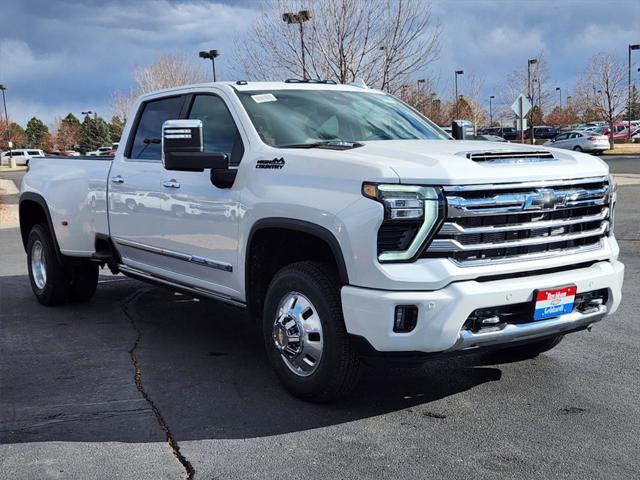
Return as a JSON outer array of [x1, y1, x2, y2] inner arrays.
[[118, 264, 246, 309]]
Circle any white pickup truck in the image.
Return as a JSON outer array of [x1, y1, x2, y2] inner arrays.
[[19, 81, 624, 401]]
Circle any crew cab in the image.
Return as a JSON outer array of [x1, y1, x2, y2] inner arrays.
[[19, 81, 624, 401]]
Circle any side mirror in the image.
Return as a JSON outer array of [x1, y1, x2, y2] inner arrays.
[[162, 119, 228, 172]]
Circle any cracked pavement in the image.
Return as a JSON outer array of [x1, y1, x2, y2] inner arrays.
[[1, 170, 639, 479]]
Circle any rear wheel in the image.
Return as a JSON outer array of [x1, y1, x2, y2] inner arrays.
[[27, 224, 99, 305], [262, 261, 360, 402], [572, 146, 583, 152], [492, 335, 563, 361], [27, 224, 70, 305]]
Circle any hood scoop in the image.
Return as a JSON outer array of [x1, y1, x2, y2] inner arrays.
[[463, 150, 556, 164]]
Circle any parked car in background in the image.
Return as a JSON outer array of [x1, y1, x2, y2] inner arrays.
[[524, 126, 559, 139], [112, 142, 120, 150], [98, 149, 117, 156], [49, 151, 81, 157], [479, 127, 518, 140], [544, 131, 609, 154], [1, 149, 45, 166], [612, 126, 640, 141], [584, 125, 611, 137], [473, 134, 507, 142], [87, 146, 114, 156]]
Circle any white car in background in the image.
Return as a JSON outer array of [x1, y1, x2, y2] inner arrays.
[[87, 146, 114, 156], [544, 131, 609, 154], [1, 149, 45, 166]]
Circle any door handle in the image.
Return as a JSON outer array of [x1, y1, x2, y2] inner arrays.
[[162, 179, 181, 189], [111, 175, 124, 184]]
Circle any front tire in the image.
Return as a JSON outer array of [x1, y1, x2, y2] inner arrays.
[[262, 261, 360, 402], [573, 146, 583, 152]]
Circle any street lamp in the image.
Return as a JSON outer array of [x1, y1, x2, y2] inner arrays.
[[199, 49, 220, 82], [454, 70, 464, 119], [489, 95, 495, 126], [417, 78, 425, 89], [629, 44, 640, 133], [0, 84, 13, 168], [527, 58, 538, 144], [283, 10, 312, 80], [555, 87, 562, 108]]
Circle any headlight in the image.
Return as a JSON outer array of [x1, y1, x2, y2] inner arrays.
[[608, 174, 617, 236], [363, 183, 445, 262]]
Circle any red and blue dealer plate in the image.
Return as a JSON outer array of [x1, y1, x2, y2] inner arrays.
[[533, 285, 577, 321]]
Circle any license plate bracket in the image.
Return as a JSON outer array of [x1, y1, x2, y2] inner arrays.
[[533, 285, 577, 321]]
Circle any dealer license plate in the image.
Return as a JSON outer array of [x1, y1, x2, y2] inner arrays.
[[533, 285, 577, 321]]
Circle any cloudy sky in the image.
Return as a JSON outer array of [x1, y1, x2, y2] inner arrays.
[[1, 0, 639, 125]]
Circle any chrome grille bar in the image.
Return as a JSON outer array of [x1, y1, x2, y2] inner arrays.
[[425, 177, 612, 266], [429, 222, 608, 252], [439, 208, 609, 235]]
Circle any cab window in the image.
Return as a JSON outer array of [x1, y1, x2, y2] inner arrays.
[[188, 94, 244, 166], [129, 96, 186, 160]]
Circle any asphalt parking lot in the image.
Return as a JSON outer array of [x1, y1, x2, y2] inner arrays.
[[1, 165, 639, 479]]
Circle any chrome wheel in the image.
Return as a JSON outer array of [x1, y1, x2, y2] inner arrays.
[[31, 240, 47, 290], [272, 292, 323, 377]]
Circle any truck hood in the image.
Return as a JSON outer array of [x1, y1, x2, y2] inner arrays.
[[349, 139, 609, 184]]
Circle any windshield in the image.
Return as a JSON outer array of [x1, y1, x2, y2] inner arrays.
[[236, 89, 447, 148]]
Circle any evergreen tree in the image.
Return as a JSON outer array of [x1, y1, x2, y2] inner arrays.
[[80, 114, 111, 153], [25, 117, 49, 148], [108, 116, 125, 143], [626, 84, 640, 120]]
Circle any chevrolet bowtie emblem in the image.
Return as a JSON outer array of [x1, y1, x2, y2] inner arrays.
[[523, 188, 567, 210]]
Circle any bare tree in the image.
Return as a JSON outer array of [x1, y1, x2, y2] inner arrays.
[[111, 52, 206, 120], [234, 0, 441, 93], [575, 53, 626, 149]]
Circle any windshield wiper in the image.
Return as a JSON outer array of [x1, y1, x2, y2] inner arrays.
[[278, 140, 364, 150]]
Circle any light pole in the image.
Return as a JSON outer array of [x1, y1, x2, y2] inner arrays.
[[0, 84, 13, 168], [628, 44, 640, 134], [489, 95, 495, 126], [199, 49, 220, 82], [555, 87, 562, 108], [527, 58, 538, 144], [283, 10, 312, 80], [454, 70, 464, 120]]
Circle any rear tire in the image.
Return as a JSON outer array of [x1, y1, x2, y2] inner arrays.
[[573, 146, 583, 152], [27, 224, 99, 305], [262, 261, 360, 402], [492, 335, 563, 361], [68, 262, 99, 303], [27, 224, 70, 306]]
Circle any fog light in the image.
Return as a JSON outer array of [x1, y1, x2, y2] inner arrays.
[[394, 305, 418, 333]]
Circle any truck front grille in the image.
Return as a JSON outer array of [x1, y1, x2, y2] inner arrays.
[[423, 176, 613, 266]]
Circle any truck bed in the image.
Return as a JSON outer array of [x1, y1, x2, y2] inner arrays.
[[20, 156, 113, 256]]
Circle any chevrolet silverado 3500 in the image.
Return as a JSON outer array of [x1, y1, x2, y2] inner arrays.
[[19, 81, 624, 401]]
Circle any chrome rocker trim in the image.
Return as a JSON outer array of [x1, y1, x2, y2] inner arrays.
[[114, 237, 233, 272]]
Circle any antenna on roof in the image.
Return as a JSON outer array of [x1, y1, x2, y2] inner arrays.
[[350, 78, 368, 89]]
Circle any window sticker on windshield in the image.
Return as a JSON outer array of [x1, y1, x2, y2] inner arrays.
[[251, 93, 277, 103]]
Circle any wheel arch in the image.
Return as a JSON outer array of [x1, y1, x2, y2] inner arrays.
[[245, 218, 350, 322], [19, 193, 62, 260]]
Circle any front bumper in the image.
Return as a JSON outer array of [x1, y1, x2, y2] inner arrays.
[[341, 260, 624, 353]]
